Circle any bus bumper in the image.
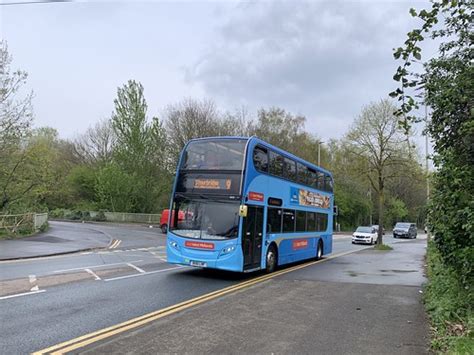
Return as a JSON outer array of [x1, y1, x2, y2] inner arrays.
[[166, 234, 243, 272]]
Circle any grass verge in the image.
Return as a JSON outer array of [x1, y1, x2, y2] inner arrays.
[[374, 243, 393, 251], [424, 242, 473, 353]]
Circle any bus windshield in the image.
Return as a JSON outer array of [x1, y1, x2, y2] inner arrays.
[[181, 139, 247, 171], [171, 198, 240, 240]]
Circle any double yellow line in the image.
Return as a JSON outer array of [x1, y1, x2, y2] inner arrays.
[[33, 248, 361, 354], [108, 239, 121, 249]]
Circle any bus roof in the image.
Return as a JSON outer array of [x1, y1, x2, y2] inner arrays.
[[185, 136, 332, 176]]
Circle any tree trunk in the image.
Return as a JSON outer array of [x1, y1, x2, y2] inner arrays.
[[377, 186, 384, 245]]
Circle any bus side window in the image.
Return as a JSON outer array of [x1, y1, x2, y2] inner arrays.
[[316, 213, 328, 231], [267, 208, 282, 234], [284, 158, 297, 181], [296, 210, 306, 232], [307, 212, 316, 232], [269, 151, 284, 177], [282, 209, 295, 233], [253, 146, 268, 172]]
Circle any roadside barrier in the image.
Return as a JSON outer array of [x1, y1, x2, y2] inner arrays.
[[0, 212, 49, 235]]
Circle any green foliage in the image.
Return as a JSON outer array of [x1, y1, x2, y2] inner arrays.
[[424, 242, 473, 353], [385, 197, 409, 227], [111, 80, 172, 213], [95, 163, 135, 212], [392, 0, 473, 284], [393, 1, 473, 349]]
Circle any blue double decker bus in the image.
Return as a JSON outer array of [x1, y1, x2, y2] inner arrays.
[[166, 136, 334, 273]]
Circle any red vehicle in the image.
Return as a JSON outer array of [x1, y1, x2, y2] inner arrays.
[[160, 209, 184, 234]]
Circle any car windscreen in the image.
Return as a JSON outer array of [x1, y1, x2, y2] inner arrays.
[[395, 223, 411, 229], [356, 227, 372, 233], [181, 139, 247, 171]]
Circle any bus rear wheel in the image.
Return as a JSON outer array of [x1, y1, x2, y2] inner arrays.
[[265, 245, 277, 273], [316, 240, 323, 260]]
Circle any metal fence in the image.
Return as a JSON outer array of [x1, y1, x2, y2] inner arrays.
[[0, 212, 49, 234]]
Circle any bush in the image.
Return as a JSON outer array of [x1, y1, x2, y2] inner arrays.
[[49, 208, 67, 219], [93, 210, 106, 222]]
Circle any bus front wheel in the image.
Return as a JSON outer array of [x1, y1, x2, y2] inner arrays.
[[265, 245, 278, 273]]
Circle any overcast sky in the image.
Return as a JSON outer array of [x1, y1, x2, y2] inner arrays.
[[1, 0, 434, 144]]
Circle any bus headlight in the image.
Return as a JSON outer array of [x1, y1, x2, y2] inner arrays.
[[169, 240, 179, 249], [220, 246, 235, 255]]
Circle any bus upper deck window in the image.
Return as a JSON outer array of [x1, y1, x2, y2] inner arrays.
[[253, 146, 268, 172], [269, 151, 284, 176], [283, 158, 296, 181]]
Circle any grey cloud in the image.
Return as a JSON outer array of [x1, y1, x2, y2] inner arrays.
[[186, 1, 428, 138]]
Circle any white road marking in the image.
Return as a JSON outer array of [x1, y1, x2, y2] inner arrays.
[[126, 263, 145, 273], [85, 268, 102, 281], [53, 260, 143, 273], [149, 251, 167, 262], [104, 266, 187, 282], [28, 275, 39, 291], [0, 290, 46, 300]]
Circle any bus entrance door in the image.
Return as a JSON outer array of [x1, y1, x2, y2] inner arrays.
[[242, 205, 263, 271]]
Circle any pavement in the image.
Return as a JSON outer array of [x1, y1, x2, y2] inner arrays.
[[0, 226, 429, 354], [0, 220, 165, 260]]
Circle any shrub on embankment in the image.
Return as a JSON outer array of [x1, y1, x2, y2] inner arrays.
[[424, 242, 473, 353]]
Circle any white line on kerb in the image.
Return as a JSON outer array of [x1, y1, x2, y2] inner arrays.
[[53, 260, 143, 273], [104, 266, 187, 282], [126, 263, 145, 273], [0, 289, 46, 300], [85, 268, 102, 281], [28, 275, 39, 291]]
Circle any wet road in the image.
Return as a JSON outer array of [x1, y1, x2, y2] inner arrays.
[[0, 225, 425, 354]]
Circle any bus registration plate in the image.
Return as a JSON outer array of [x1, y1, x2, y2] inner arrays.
[[190, 260, 207, 267]]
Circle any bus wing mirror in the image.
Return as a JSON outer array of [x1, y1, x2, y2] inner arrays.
[[239, 205, 248, 217]]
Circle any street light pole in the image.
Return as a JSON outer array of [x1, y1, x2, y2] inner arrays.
[[318, 141, 324, 166]]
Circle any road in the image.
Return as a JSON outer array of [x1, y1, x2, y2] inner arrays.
[[0, 223, 427, 354]]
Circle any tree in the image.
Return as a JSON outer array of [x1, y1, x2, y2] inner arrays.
[[111, 80, 169, 213], [165, 98, 230, 162], [391, 0, 473, 284], [249, 107, 327, 166], [345, 99, 411, 244], [73, 118, 116, 166], [0, 41, 35, 211]]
